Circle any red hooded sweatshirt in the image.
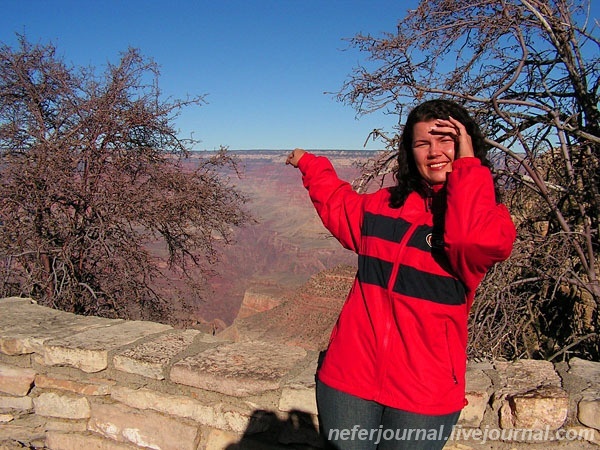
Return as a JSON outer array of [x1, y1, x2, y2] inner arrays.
[[298, 153, 516, 415]]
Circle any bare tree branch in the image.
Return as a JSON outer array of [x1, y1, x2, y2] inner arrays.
[[0, 36, 251, 323], [338, 0, 599, 359]]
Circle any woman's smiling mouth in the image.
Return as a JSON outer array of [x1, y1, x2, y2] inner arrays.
[[428, 161, 450, 170]]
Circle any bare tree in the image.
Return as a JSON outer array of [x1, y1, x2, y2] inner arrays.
[[339, 0, 599, 359], [0, 36, 250, 323]]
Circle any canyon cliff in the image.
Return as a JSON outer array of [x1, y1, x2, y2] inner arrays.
[[185, 150, 375, 329]]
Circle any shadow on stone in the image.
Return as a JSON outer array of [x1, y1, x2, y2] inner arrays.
[[225, 408, 327, 449]]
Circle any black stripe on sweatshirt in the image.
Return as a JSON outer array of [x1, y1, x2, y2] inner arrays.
[[392, 265, 466, 305], [357, 255, 394, 289], [362, 212, 411, 243], [406, 224, 433, 252]]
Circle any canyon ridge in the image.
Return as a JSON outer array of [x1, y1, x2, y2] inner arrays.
[[176, 150, 381, 332]]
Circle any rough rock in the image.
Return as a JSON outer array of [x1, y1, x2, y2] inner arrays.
[[113, 329, 200, 379], [34, 374, 114, 396], [0, 297, 121, 356], [459, 364, 492, 427], [110, 385, 229, 430], [170, 341, 307, 397], [203, 429, 240, 450], [499, 384, 569, 430], [493, 360, 569, 430], [0, 394, 33, 411], [46, 431, 142, 449], [33, 392, 91, 419], [236, 285, 284, 319], [569, 357, 600, 384], [222, 266, 354, 351], [44, 320, 171, 373], [278, 357, 319, 415], [0, 363, 36, 396], [578, 387, 600, 431], [88, 401, 200, 450]]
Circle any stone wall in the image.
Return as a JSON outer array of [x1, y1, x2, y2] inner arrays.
[[0, 296, 598, 450]]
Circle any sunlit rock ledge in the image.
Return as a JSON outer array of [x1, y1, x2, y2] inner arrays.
[[0, 294, 599, 450]]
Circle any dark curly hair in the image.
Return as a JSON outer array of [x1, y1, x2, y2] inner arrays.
[[389, 99, 493, 208]]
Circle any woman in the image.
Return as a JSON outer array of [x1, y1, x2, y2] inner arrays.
[[286, 100, 516, 450]]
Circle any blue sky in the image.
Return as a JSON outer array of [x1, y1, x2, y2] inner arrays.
[[1, 0, 416, 151], [3, 1, 597, 151]]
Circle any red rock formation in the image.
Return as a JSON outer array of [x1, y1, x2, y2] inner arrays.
[[220, 265, 356, 351]]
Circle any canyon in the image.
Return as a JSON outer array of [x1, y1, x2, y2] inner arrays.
[[1, 151, 599, 449], [181, 150, 374, 329]]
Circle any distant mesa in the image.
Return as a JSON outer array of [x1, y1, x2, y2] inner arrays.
[[179, 150, 366, 331], [236, 284, 285, 319], [219, 264, 356, 351]]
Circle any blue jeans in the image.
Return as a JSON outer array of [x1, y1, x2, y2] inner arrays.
[[316, 380, 460, 450]]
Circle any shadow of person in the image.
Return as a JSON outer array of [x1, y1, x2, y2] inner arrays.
[[225, 408, 327, 449]]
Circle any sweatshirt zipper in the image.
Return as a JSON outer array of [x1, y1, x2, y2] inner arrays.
[[375, 219, 422, 398]]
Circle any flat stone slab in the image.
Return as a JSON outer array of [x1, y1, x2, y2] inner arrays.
[[33, 391, 91, 419], [568, 357, 600, 384], [460, 367, 492, 427], [493, 360, 568, 430], [279, 356, 319, 414], [0, 363, 36, 396], [500, 385, 569, 430], [44, 321, 172, 373], [110, 385, 256, 433], [567, 357, 600, 430], [0, 394, 33, 410], [578, 385, 600, 430], [34, 374, 115, 396], [493, 359, 562, 399], [113, 329, 200, 379], [0, 298, 121, 356], [0, 297, 32, 305], [88, 401, 200, 450], [46, 432, 144, 450], [0, 412, 46, 446], [170, 341, 307, 397]]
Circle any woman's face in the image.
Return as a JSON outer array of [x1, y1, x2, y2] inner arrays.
[[411, 119, 456, 185]]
